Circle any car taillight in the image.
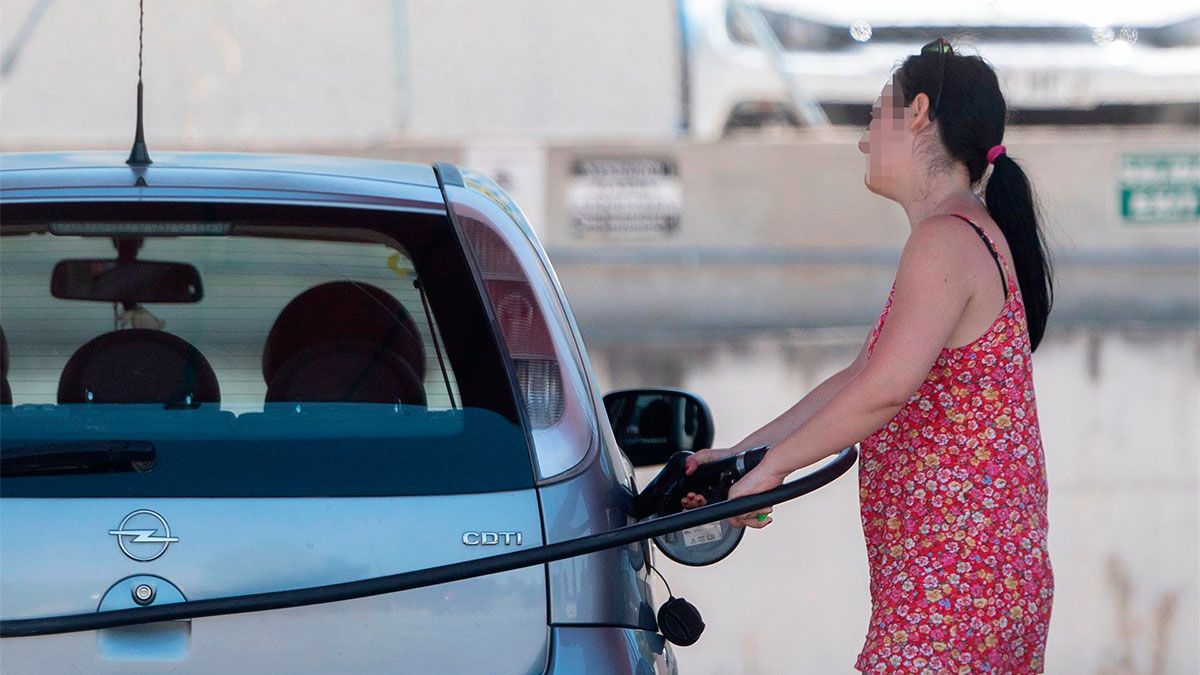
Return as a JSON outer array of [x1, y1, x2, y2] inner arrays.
[[456, 213, 564, 429]]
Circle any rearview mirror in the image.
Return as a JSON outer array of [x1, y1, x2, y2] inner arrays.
[[51, 260, 203, 304], [603, 388, 714, 467]]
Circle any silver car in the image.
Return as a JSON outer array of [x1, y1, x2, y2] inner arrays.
[[0, 152, 854, 673], [684, 0, 1200, 137]]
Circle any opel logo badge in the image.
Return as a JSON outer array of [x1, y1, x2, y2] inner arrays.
[[108, 510, 179, 562]]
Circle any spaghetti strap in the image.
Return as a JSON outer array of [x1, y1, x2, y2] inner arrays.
[[948, 212, 1009, 301]]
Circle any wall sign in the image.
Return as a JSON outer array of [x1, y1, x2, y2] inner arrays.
[[1119, 153, 1200, 224], [568, 158, 682, 238]]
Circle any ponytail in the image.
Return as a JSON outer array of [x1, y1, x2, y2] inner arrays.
[[895, 46, 1055, 352], [984, 153, 1054, 351]]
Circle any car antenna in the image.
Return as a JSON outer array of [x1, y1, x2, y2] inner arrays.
[[126, 0, 151, 166]]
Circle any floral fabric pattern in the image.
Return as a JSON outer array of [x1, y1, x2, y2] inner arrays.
[[853, 222, 1053, 674]]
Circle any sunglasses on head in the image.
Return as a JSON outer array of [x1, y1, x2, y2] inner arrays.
[[920, 37, 953, 121]]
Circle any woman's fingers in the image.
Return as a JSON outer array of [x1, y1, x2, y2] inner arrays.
[[684, 501, 773, 527], [684, 448, 724, 475], [728, 507, 773, 529]]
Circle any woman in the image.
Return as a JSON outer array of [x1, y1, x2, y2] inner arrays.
[[680, 39, 1055, 673]]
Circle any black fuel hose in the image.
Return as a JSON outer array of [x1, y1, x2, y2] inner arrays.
[[0, 445, 857, 638]]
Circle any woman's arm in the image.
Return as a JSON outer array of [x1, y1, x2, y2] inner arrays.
[[721, 218, 982, 527], [680, 336, 870, 497]]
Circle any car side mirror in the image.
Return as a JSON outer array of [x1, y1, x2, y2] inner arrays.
[[602, 388, 714, 467], [604, 387, 741, 566]]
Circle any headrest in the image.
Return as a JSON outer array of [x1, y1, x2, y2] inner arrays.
[[262, 281, 425, 384], [265, 340, 426, 405], [58, 329, 220, 405]]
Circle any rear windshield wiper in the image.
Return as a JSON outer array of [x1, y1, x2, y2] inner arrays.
[[0, 441, 156, 477]]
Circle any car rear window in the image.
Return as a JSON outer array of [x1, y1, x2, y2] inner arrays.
[[0, 202, 534, 496]]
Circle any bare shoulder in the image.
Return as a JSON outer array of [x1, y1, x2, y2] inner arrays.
[[908, 214, 986, 250], [896, 215, 983, 278]]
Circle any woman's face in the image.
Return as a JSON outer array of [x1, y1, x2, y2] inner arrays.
[[858, 77, 918, 199]]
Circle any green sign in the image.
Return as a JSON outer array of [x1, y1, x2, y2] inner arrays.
[[1119, 153, 1200, 224]]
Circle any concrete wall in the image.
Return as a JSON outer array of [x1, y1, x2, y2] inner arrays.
[[323, 127, 1200, 338], [536, 127, 1200, 339]]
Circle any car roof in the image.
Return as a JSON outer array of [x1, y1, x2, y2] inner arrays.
[[0, 151, 447, 209]]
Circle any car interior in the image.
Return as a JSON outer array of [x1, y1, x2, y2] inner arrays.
[[260, 280, 427, 406], [0, 233, 448, 414]]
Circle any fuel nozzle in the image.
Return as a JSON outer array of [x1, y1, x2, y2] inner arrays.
[[634, 445, 770, 520]]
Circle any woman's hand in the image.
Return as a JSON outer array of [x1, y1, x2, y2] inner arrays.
[[679, 447, 738, 510], [724, 464, 785, 529], [678, 447, 787, 529]]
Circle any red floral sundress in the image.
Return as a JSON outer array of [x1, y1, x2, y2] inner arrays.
[[853, 214, 1054, 673]]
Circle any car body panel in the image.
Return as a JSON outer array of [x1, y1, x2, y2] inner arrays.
[[546, 626, 676, 674], [0, 152, 441, 187], [0, 152, 446, 210], [448, 170, 662, 632], [540, 445, 657, 628], [0, 496, 548, 673]]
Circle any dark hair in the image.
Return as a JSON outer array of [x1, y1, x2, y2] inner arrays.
[[894, 46, 1054, 352]]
